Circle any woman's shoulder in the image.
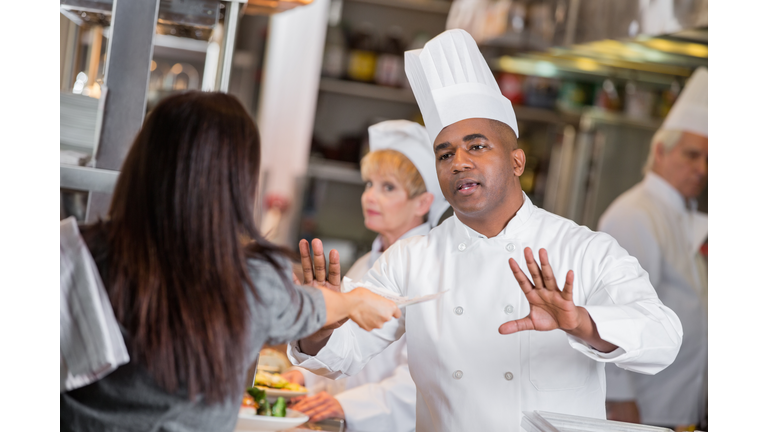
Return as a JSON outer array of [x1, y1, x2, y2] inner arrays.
[[244, 255, 293, 288]]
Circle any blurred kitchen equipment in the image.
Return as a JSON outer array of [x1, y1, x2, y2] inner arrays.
[[61, 0, 317, 223], [543, 107, 660, 230], [374, 26, 406, 88], [347, 22, 378, 82]]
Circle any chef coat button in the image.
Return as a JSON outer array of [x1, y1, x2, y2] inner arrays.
[[504, 305, 514, 314], [505, 372, 514, 381], [458, 243, 467, 251], [453, 306, 464, 315], [453, 370, 463, 380], [505, 243, 515, 252]]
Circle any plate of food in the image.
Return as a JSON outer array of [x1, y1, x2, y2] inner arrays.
[[236, 387, 309, 431], [235, 407, 308, 432], [252, 371, 308, 401]]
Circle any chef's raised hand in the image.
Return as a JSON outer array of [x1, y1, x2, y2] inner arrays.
[[500, 247, 579, 333], [299, 238, 348, 331], [299, 238, 342, 292], [297, 239, 401, 355], [500, 247, 618, 353]]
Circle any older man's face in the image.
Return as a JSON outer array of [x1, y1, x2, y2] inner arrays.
[[433, 118, 524, 220], [654, 131, 708, 199]]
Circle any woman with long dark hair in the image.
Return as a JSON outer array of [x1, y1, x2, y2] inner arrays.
[[60, 92, 399, 431]]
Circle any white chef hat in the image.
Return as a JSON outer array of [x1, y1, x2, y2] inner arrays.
[[661, 67, 707, 137], [404, 28, 519, 146], [368, 120, 451, 228]]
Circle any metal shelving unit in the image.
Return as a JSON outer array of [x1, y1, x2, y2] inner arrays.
[[59, 0, 248, 222], [319, 77, 581, 125], [319, 77, 416, 104], [306, 157, 364, 185]]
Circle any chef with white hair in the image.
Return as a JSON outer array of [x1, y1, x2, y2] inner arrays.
[[289, 29, 683, 432], [599, 67, 708, 431], [284, 120, 450, 432]]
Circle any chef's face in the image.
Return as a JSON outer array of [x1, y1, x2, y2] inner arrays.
[[654, 132, 708, 199], [361, 172, 426, 236], [433, 118, 525, 220]]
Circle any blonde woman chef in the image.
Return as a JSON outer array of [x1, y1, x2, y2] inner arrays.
[[284, 120, 450, 432]]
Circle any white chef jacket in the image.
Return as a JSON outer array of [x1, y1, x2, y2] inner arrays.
[[291, 224, 429, 432], [598, 172, 707, 426], [289, 193, 682, 432]]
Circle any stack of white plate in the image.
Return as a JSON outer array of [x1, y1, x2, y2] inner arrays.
[[521, 411, 677, 432]]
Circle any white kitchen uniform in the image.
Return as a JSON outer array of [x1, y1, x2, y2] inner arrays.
[[599, 172, 707, 426], [289, 193, 683, 432], [292, 224, 430, 432]]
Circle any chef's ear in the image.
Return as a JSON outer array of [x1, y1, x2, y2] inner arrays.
[[511, 148, 526, 177], [414, 192, 434, 218]]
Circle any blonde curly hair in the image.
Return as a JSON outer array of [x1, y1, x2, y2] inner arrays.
[[360, 149, 427, 199]]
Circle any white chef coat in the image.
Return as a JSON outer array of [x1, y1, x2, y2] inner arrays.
[[291, 224, 430, 432], [289, 193, 682, 432], [598, 172, 707, 426]]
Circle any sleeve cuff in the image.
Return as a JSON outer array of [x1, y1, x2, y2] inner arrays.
[[286, 325, 353, 380], [573, 304, 646, 362], [567, 334, 627, 361]]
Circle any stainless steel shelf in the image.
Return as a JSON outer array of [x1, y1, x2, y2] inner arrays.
[[60, 164, 121, 194], [306, 158, 363, 185], [514, 105, 581, 125], [319, 77, 417, 104], [578, 107, 663, 131], [320, 77, 579, 125], [347, 0, 452, 14]]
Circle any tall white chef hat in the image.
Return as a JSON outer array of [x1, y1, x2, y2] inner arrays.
[[661, 67, 707, 137], [404, 29, 519, 146], [368, 120, 451, 228]]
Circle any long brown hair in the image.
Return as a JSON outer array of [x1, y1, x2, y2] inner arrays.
[[102, 91, 288, 403]]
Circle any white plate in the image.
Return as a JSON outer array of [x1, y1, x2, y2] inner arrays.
[[255, 386, 308, 402], [235, 407, 308, 431]]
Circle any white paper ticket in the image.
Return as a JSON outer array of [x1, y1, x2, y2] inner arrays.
[[341, 277, 448, 308]]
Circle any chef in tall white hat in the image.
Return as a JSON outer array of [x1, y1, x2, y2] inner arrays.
[[285, 120, 448, 432], [288, 29, 683, 432], [599, 67, 708, 430]]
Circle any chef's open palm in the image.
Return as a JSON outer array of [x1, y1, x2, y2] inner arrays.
[[299, 238, 342, 292], [299, 238, 347, 331], [499, 247, 581, 335]]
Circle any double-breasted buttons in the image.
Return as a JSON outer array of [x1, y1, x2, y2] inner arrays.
[[505, 372, 514, 381], [453, 370, 463, 379], [504, 305, 514, 314], [454, 306, 464, 315], [458, 243, 467, 251], [505, 243, 516, 252]]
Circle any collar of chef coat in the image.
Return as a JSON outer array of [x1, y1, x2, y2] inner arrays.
[[642, 171, 695, 213], [451, 191, 534, 246], [642, 172, 708, 254], [368, 222, 433, 268]]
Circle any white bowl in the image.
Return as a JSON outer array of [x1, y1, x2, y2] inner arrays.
[[235, 407, 309, 431]]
